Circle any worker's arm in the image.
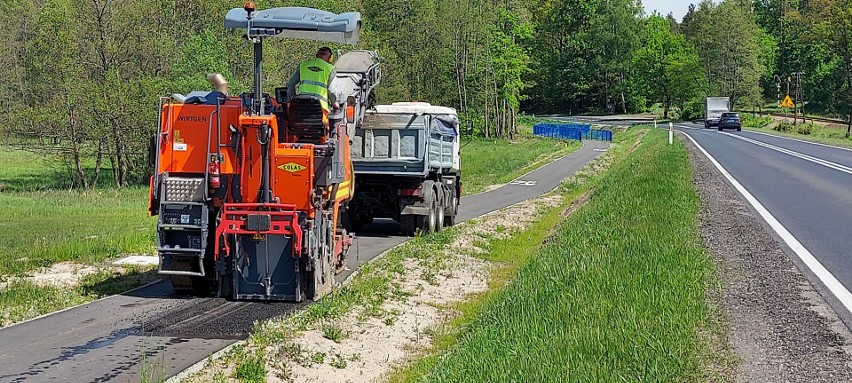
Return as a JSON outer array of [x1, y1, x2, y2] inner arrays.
[[286, 71, 299, 101], [328, 69, 337, 107]]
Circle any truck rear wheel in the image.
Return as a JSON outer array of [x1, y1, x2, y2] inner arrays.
[[435, 200, 444, 231], [445, 196, 458, 227], [400, 215, 422, 236], [424, 194, 437, 233]]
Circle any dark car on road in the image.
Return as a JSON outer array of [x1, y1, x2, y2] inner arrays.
[[718, 112, 741, 131]]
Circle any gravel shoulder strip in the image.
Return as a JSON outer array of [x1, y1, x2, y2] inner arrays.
[[683, 134, 852, 382]]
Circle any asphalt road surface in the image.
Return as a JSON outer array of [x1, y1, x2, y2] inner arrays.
[[672, 123, 852, 324], [0, 140, 608, 383]]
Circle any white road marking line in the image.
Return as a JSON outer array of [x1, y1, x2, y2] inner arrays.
[[509, 180, 538, 186], [674, 124, 701, 130], [743, 129, 852, 153], [681, 131, 852, 317], [721, 132, 852, 176]]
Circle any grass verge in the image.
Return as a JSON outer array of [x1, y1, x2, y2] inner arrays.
[[461, 135, 581, 194], [740, 118, 852, 149], [391, 128, 718, 382], [0, 147, 156, 276], [0, 187, 155, 276]]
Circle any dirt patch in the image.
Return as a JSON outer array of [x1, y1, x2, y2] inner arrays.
[[28, 262, 101, 287], [0, 262, 101, 290], [269, 252, 489, 383], [683, 134, 852, 382]]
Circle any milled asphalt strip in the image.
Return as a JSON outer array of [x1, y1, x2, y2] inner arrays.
[[681, 130, 852, 317], [720, 132, 852, 176]]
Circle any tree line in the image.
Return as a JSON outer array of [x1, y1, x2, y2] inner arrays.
[[0, 0, 850, 189]]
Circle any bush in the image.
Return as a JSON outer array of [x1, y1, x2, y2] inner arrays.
[[795, 123, 815, 135], [772, 122, 815, 135], [741, 114, 773, 129], [773, 122, 794, 132], [680, 100, 704, 121]]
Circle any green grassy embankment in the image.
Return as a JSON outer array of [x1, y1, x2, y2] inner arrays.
[[462, 136, 581, 194], [393, 128, 719, 382], [0, 148, 155, 276], [739, 113, 852, 148]]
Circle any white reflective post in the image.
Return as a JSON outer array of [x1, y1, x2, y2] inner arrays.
[[668, 123, 673, 145]]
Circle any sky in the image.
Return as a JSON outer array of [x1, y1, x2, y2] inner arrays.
[[643, 0, 693, 21]]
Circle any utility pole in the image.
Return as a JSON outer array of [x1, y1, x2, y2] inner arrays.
[[791, 72, 800, 127], [790, 72, 806, 125], [799, 72, 806, 123], [786, 76, 791, 123], [774, 74, 781, 105]]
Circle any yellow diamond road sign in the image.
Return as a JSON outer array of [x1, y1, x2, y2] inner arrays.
[[278, 162, 307, 173], [781, 95, 794, 108]]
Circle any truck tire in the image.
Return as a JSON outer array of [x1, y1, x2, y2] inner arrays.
[[444, 196, 458, 227], [422, 193, 437, 233], [435, 199, 445, 231], [400, 214, 423, 236], [434, 187, 444, 231]]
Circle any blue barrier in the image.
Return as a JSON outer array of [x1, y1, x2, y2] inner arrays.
[[533, 123, 612, 142]]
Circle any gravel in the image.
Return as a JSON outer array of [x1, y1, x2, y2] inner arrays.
[[684, 135, 852, 382]]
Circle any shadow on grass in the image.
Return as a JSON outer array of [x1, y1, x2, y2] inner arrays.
[[78, 268, 160, 298], [0, 167, 120, 192]]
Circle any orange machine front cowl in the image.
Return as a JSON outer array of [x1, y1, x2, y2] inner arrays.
[[274, 145, 315, 213]]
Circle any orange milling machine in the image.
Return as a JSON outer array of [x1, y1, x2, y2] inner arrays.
[[148, 4, 363, 301]]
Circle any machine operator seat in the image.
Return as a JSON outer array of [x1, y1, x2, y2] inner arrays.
[[288, 96, 329, 143]]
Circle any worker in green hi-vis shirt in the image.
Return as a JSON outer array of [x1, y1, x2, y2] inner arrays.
[[286, 46, 338, 114]]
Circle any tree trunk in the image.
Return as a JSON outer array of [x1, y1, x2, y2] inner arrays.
[[91, 137, 105, 188], [67, 103, 88, 189]]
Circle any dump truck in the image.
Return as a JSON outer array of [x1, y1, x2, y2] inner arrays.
[[704, 97, 731, 129], [148, 5, 373, 301], [345, 102, 461, 235]]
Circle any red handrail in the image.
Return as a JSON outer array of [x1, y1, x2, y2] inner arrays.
[[214, 203, 304, 260]]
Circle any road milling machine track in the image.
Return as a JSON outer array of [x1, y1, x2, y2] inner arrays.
[[148, 5, 380, 301]]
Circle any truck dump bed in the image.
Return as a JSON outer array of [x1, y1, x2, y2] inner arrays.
[[352, 103, 459, 176]]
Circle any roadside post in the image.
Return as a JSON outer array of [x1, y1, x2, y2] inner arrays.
[[846, 115, 851, 139], [668, 122, 673, 145], [654, 120, 658, 129]]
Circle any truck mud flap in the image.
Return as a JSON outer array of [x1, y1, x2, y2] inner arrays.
[[400, 205, 431, 215]]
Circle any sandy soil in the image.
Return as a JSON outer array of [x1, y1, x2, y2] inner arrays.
[[0, 262, 102, 290]]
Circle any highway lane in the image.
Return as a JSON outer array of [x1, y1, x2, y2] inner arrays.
[[677, 124, 852, 322], [0, 140, 607, 383]]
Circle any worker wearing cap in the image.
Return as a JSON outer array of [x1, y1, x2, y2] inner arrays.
[[286, 47, 337, 112]]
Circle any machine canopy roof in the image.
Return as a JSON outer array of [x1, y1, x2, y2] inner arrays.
[[224, 7, 361, 44]]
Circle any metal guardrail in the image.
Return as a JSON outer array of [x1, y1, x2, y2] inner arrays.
[[533, 123, 613, 142]]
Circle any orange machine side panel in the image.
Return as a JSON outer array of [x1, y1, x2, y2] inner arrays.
[[157, 102, 241, 175], [274, 146, 315, 212]]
